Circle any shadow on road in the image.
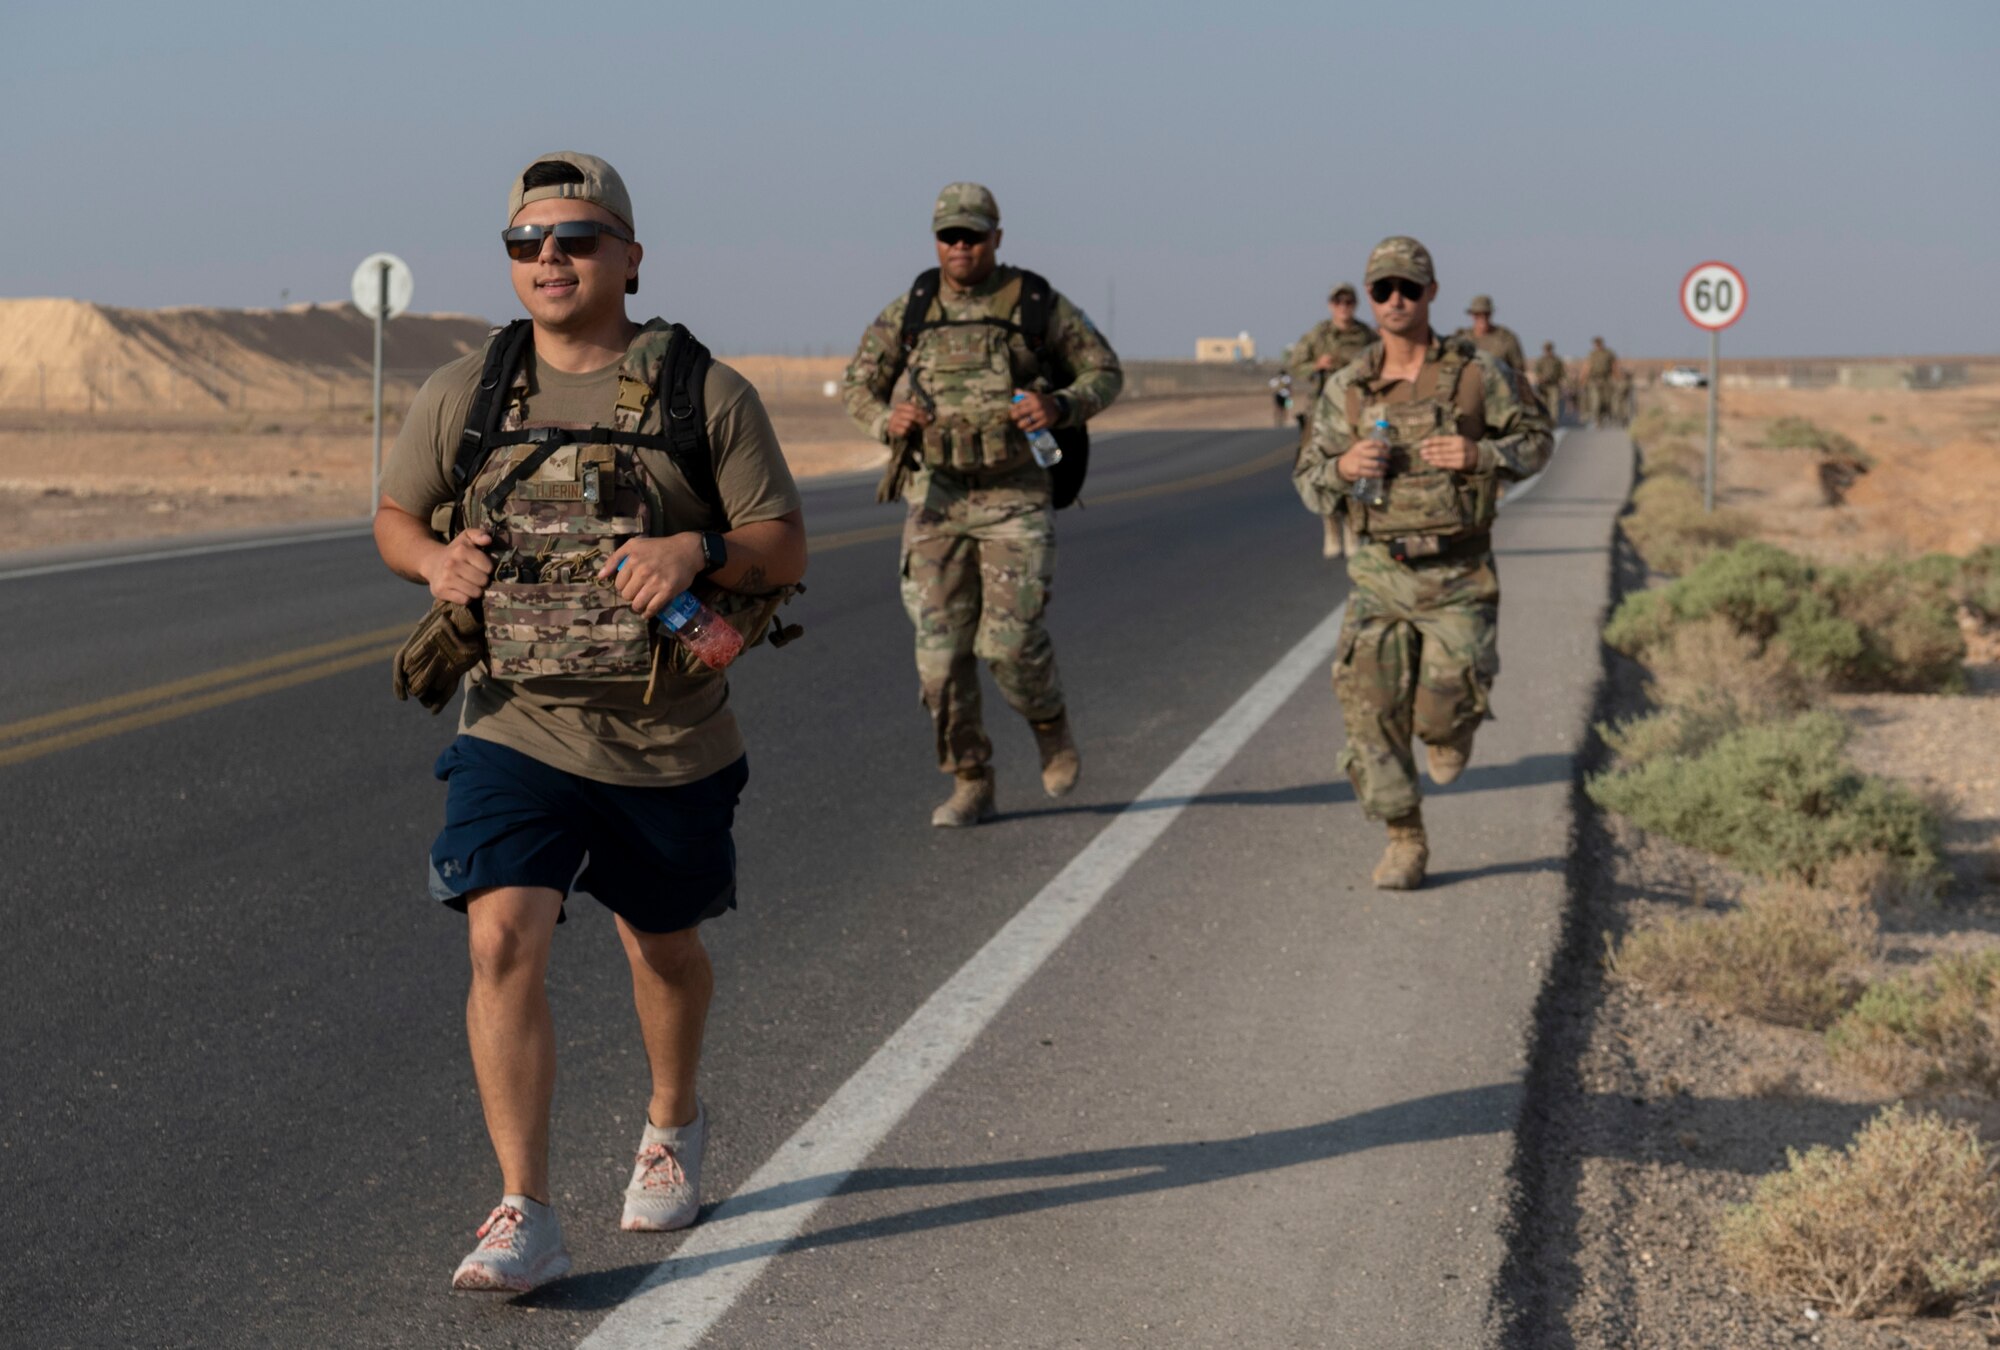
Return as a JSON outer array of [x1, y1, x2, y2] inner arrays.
[[992, 752, 1574, 825], [519, 1080, 1523, 1311]]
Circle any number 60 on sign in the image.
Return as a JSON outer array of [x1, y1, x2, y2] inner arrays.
[[1680, 261, 1746, 331]]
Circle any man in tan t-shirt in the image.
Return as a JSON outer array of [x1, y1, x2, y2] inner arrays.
[[374, 152, 806, 1294]]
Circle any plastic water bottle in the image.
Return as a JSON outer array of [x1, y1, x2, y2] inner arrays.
[[658, 591, 745, 671], [1012, 392, 1064, 468], [1352, 417, 1390, 508]]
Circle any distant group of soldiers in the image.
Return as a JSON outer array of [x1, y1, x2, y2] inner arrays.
[[1282, 297, 1626, 522]]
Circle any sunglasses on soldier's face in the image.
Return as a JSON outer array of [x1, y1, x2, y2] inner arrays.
[[1369, 278, 1426, 303], [935, 229, 990, 248], [501, 221, 634, 262]]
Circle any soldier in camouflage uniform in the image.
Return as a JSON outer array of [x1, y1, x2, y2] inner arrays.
[[1531, 341, 1568, 424], [1452, 295, 1529, 380], [1584, 336, 1619, 425], [1294, 237, 1552, 889], [1281, 283, 1378, 559], [844, 183, 1122, 827], [374, 153, 807, 1292]]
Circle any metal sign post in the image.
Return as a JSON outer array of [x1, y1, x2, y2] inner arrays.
[[1679, 260, 1747, 512], [351, 253, 414, 516]]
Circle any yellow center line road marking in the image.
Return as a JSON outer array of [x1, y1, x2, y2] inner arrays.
[[0, 438, 1293, 767], [0, 623, 410, 746], [0, 643, 400, 769]]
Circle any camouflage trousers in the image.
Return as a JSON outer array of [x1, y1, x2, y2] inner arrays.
[[900, 471, 1063, 773], [1332, 542, 1501, 821]]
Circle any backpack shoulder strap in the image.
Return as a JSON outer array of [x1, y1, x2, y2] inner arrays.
[[897, 269, 942, 353], [1014, 268, 1055, 352], [658, 322, 727, 527], [450, 319, 533, 492]]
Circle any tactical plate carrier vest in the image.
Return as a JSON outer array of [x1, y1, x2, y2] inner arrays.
[[894, 267, 1090, 508], [445, 319, 800, 687], [1343, 339, 1497, 542]]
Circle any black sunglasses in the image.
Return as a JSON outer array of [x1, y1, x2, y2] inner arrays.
[[936, 228, 990, 248], [1369, 278, 1426, 303], [502, 220, 634, 262]]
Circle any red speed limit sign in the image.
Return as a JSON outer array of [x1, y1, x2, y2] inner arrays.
[[1680, 261, 1746, 330]]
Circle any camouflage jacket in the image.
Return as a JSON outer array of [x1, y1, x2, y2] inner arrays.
[[1280, 319, 1377, 398], [1532, 353, 1568, 387], [1294, 331, 1552, 518], [842, 264, 1122, 448], [1586, 346, 1618, 380], [1450, 324, 1528, 379]]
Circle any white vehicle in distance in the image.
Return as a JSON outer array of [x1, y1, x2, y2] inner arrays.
[[1661, 365, 1708, 389]]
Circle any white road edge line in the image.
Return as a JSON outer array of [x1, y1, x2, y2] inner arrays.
[[579, 599, 1350, 1350], [575, 445, 1558, 1349]]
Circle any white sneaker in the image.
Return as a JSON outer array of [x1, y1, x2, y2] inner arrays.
[[622, 1101, 706, 1232], [451, 1195, 572, 1292]]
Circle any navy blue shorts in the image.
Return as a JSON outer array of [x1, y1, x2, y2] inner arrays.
[[428, 736, 747, 934]]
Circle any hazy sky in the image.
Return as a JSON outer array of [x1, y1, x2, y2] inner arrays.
[[6, 1, 1994, 359]]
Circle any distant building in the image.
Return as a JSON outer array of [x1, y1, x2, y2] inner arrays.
[[1196, 330, 1256, 363]]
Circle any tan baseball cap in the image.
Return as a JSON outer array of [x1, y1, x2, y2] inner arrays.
[[1467, 294, 1494, 315], [932, 182, 1000, 234], [1329, 283, 1357, 303], [507, 151, 635, 231], [1364, 236, 1435, 287]]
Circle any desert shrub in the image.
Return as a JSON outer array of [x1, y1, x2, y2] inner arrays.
[[1604, 542, 1965, 693], [1611, 883, 1876, 1028], [1599, 618, 1811, 767], [1586, 712, 1941, 884], [1819, 557, 1966, 692], [1631, 406, 1702, 443], [1827, 951, 2000, 1096], [1762, 416, 1874, 467], [1958, 546, 2000, 622], [1599, 704, 1742, 766], [1640, 437, 1703, 480], [1720, 1105, 2000, 1318], [1605, 541, 1856, 670], [1620, 475, 1756, 575], [1648, 615, 1813, 718]]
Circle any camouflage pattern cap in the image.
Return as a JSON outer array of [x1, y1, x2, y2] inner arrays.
[[1329, 283, 1357, 303], [1467, 294, 1494, 315], [1365, 236, 1435, 287], [932, 182, 1000, 234], [1543, 340, 1556, 351], [508, 151, 634, 231]]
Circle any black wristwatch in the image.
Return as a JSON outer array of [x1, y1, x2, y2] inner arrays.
[[697, 530, 728, 576]]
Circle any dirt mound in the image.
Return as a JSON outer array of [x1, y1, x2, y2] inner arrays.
[[0, 298, 493, 411]]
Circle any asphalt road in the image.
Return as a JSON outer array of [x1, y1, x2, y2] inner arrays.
[[0, 422, 1629, 1349]]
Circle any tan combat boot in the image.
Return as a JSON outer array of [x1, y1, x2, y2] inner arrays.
[[1425, 730, 1475, 786], [1371, 809, 1429, 890], [1030, 715, 1080, 798], [931, 769, 996, 828]]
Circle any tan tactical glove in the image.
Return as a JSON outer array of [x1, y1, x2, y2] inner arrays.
[[391, 599, 485, 713]]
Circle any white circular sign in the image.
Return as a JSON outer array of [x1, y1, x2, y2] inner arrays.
[[1680, 261, 1745, 331], [351, 253, 414, 320]]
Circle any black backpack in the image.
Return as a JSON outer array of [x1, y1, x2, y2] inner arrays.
[[896, 267, 1090, 509]]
